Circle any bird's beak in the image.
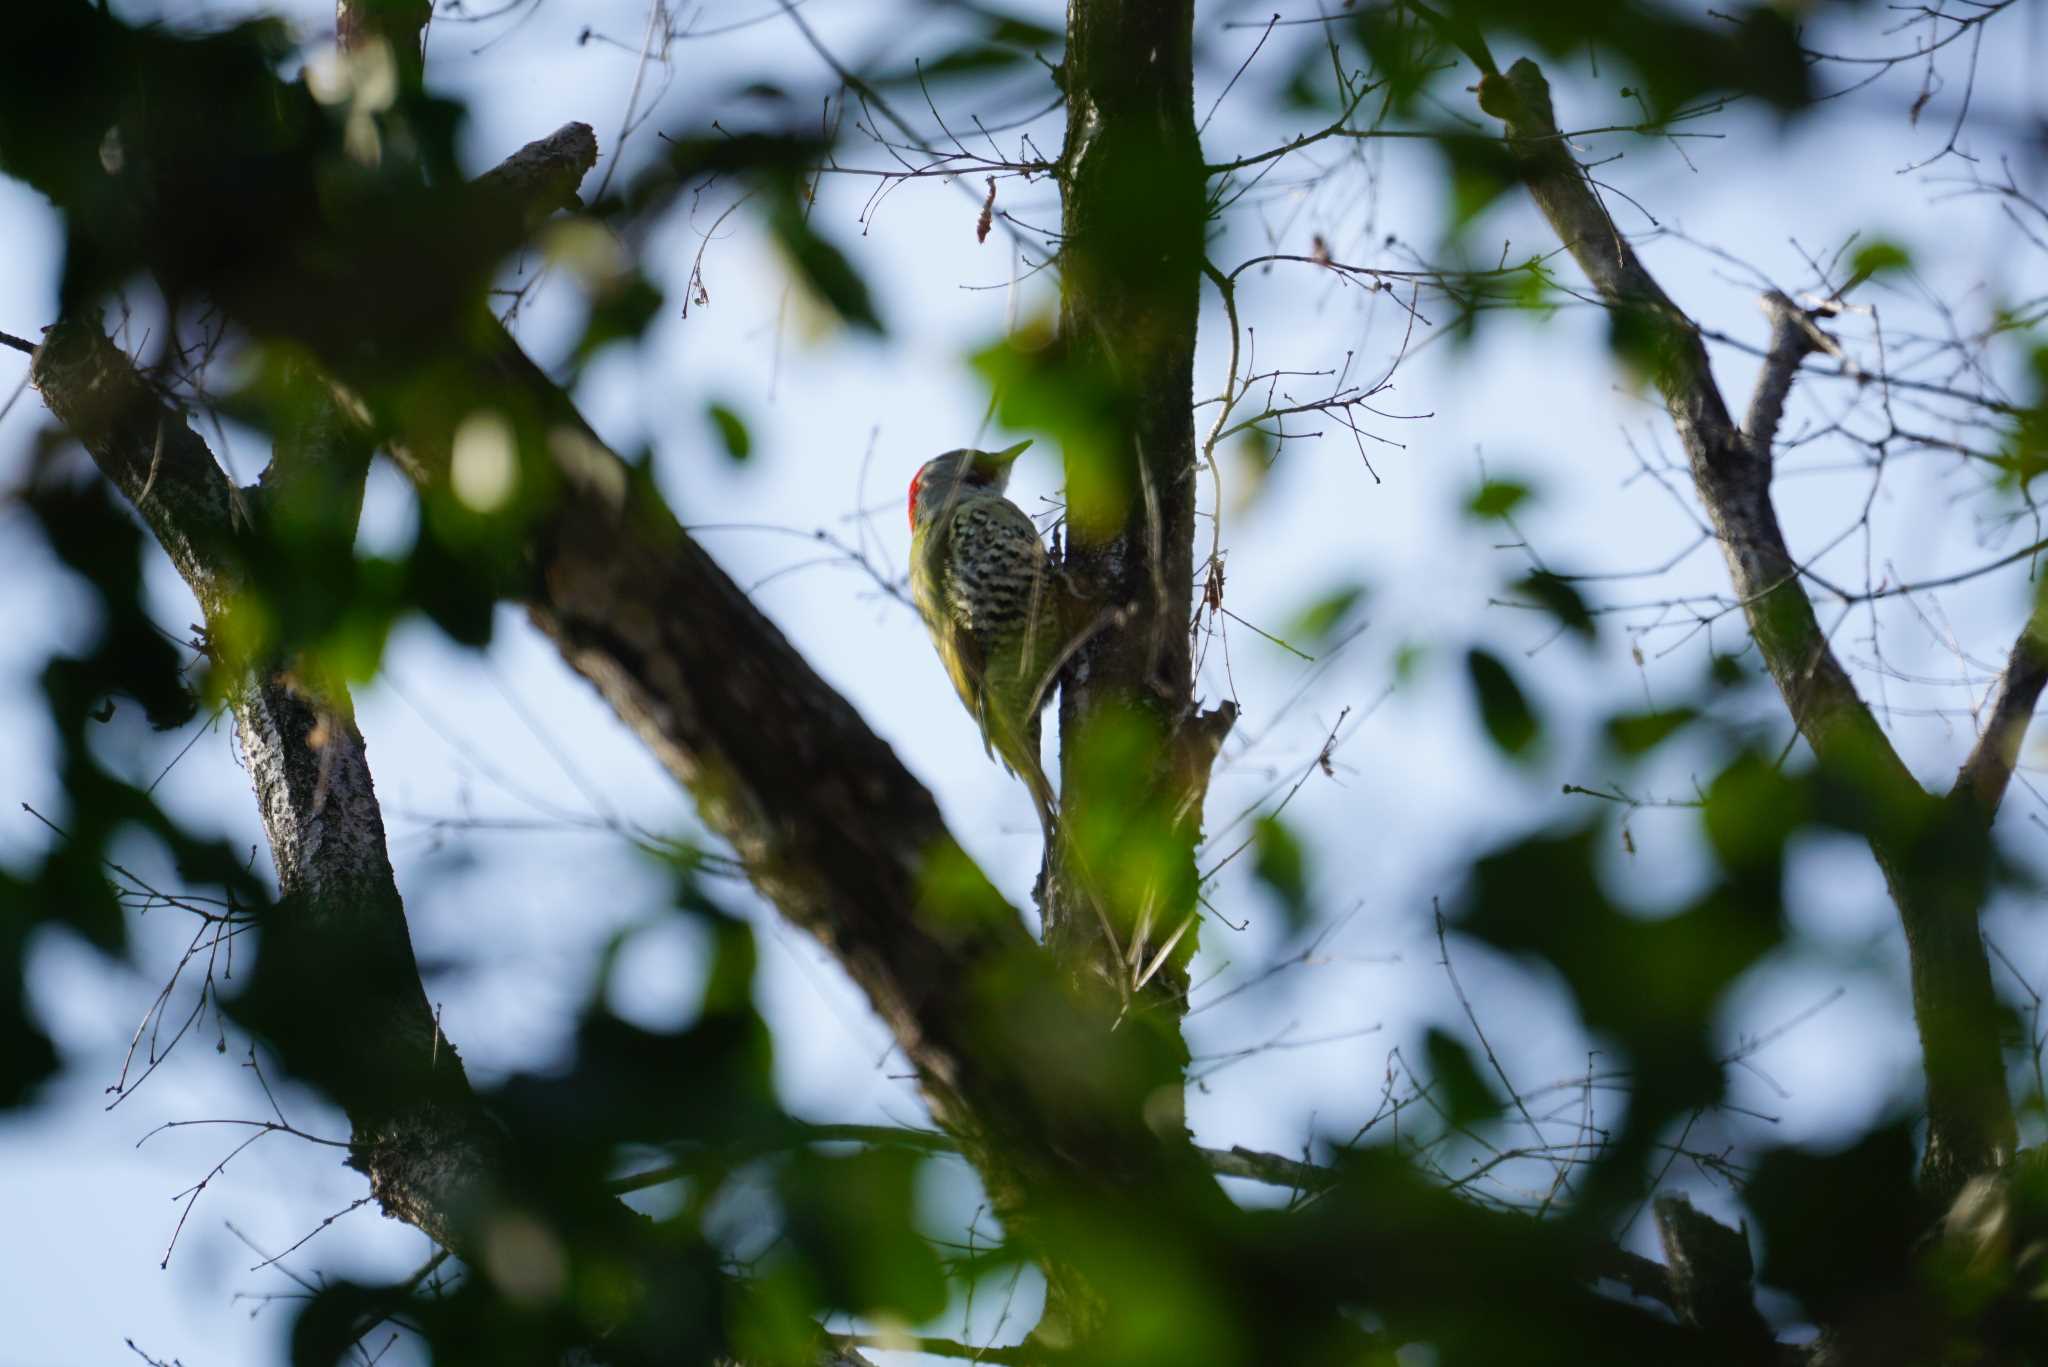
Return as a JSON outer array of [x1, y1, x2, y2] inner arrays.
[[993, 439, 1032, 463]]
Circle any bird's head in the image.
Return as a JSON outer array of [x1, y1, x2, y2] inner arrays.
[[907, 440, 1032, 530]]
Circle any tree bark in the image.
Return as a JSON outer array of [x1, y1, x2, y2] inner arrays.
[[30, 317, 503, 1253], [1477, 55, 2017, 1202], [0, 7, 1241, 1331], [1051, 0, 1231, 1034]]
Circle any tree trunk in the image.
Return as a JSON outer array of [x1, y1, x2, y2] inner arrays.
[[1050, 0, 1219, 1030]]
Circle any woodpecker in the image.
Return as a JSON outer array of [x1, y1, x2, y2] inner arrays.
[[907, 441, 1062, 838]]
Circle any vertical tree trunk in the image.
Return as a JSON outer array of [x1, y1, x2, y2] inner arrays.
[[1051, 0, 1215, 1026], [1031, 0, 1225, 1340]]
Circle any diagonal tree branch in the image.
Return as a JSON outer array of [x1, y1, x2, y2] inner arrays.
[[1475, 56, 2015, 1200], [1480, 65, 1905, 782], [29, 314, 879, 1367], [29, 316, 500, 1251], [1951, 579, 2048, 820], [0, 1, 1230, 1283]]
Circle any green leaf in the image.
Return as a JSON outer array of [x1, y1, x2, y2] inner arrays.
[[1277, 43, 1338, 110], [1466, 648, 1540, 758], [767, 186, 883, 333], [707, 401, 752, 462], [987, 14, 1059, 47], [1350, 8, 1434, 114], [1252, 815, 1311, 930], [1423, 1027, 1500, 1129], [971, 325, 1124, 536], [1609, 301, 1702, 391], [778, 1147, 947, 1319], [1604, 707, 1698, 756], [1288, 582, 1368, 644], [568, 271, 663, 368], [1462, 826, 1781, 1133], [0, 892, 58, 1107], [1849, 239, 1912, 281], [1466, 478, 1531, 520], [1512, 264, 1553, 313], [1746, 1124, 1922, 1320], [1437, 133, 1519, 231], [914, 838, 1012, 931], [1702, 751, 1806, 880], [1392, 641, 1428, 686], [907, 46, 1024, 81], [1996, 345, 2048, 491], [1514, 571, 1594, 643]]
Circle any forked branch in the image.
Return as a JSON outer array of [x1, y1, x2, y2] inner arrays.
[[1476, 56, 2016, 1199]]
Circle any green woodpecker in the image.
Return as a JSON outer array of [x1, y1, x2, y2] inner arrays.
[[907, 441, 1062, 838]]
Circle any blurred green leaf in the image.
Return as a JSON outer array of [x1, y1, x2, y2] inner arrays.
[[972, 325, 1125, 537], [1994, 344, 2048, 491], [1466, 478, 1531, 520], [1993, 438, 2048, 492], [568, 271, 663, 369], [697, 907, 759, 1017], [0, 892, 58, 1108], [1464, 827, 1781, 1156], [25, 476, 196, 731], [1252, 815, 1311, 931], [777, 1147, 946, 1319], [1609, 301, 1702, 392], [1511, 264, 1554, 312], [1437, 132, 1519, 230], [1849, 238, 1912, 281], [405, 514, 501, 648], [1351, 7, 1435, 114], [1288, 582, 1368, 644], [1703, 751, 1806, 881], [1066, 707, 1198, 943], [707, 402, 752, 463], [985, 12, 1060, 47], [1423, 1027, 1500, 1129], [1514, 571, 1594, 643], [496, 1000, 780, 1154], [1278, 42, 1339, 110], [1392, 640, 1428, 686], [915, 838, 1013, 931], [1604, 707, 1697, 756], [292, 1281, 395, 1367], [1708, 652, 1749, 689], [1386, 0, 1809, 115], [875, 46, 1025, 85], [1746, 1123, 1923, 1320], [1466, 648, 1540, 757], [767, 186, 882, 333], [1228, 427, 1276, 513]]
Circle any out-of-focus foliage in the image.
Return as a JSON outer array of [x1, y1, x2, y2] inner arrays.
[[5, 0, 2046, 1365], [1513, 571, 1595, 645], [1463, 647, 1540, 758]]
